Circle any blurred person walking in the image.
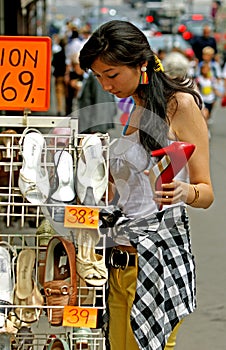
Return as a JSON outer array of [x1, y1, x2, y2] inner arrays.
[[190, 24, 218, 62], [211, 0, 221, 30], [77, 70, 117, 133], [162, 51, 190, 79], [195, 62, 222, 126], [71, 51, 117, 133], [52, 35, 67, 116], [64, 28, 84, 115], [64, 26, 92, 115], [195, 46, 222, 79]]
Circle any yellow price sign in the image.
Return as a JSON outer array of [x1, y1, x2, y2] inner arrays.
[[63, 306, 98, 328], [64, 206, 99, 229]]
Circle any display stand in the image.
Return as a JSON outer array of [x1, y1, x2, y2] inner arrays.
[[0, 113, 109, 349], [0, 34, 109, 350]]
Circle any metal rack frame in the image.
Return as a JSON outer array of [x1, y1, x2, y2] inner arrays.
[[0, 115, 108, 349]]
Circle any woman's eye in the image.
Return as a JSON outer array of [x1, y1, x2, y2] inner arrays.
[[108, 73, 118, 79]]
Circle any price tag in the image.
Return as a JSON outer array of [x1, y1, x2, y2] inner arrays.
[[0, 36, 51, 111], [64, 206, 99, 229], [63, 306, 98, 328]]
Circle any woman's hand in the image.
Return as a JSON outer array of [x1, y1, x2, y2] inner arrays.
[[152, 180, 187, 207]]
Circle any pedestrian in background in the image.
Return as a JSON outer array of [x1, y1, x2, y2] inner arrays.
[[64, 26, 92, 115], [210, 0, 221, 30], [79, 20, 214, 350], [195, 61, 222, 122], [52, 34, 67, 116], [162, 51, 190, 78], [77, 69, 117, 134], [64, 28, 84, 115], [190, 24, 218, 62], [195, 46, 222, 79]]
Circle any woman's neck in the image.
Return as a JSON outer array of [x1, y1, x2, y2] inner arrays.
[[124, 107, 142, 135]]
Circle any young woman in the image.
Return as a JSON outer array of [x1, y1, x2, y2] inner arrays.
[[79, 20, 214, 350]]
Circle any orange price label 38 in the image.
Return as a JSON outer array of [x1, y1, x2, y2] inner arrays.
[[63, 306, 98, 328], [64, 206, 99, 229]]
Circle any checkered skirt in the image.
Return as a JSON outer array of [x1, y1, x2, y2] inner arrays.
[[108, 204, 196, 350]]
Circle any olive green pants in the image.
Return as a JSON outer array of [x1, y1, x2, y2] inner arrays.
[[108, 262, 182, 350]]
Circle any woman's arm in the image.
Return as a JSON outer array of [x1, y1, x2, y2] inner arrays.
[[154, 92, 214, 209]]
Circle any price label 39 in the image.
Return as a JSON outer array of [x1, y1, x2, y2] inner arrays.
[[64, 206, 99, 229], [63, 306, 98, 328]]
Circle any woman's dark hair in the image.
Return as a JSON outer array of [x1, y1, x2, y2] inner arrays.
[[79, 20, 202, 152]]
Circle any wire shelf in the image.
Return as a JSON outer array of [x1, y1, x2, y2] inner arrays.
[[0, 116, 108, 349]]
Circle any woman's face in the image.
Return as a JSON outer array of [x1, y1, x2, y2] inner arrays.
[[91, 57, 141, 99]]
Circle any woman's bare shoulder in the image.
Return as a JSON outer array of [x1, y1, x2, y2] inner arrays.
[[167, 92, 199, 122], [175, 91, 197, 109]]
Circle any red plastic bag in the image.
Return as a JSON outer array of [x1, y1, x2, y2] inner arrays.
[[221, 96, 226, 107]]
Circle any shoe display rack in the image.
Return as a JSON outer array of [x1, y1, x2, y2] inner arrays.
[[0, 115, 109, 349]]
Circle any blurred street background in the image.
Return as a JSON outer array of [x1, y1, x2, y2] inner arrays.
[[1, 0, 226, 348]]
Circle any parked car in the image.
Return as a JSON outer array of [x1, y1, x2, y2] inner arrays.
[[138, 0, 185, 32], [144, 33, 195, 57], [173, 14, 214, 41]]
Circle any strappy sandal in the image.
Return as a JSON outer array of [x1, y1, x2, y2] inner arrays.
[[18, 128, 50, 204], [76, 228, 108, 287], [13, 249, 44, 323]]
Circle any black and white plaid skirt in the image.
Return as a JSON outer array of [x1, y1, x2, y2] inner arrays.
[[106, 204, 196, 350]]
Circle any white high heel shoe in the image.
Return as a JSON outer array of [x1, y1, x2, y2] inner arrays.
[[51, 150, 76, 202]]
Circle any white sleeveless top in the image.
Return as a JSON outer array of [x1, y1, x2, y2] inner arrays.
[[109, 130, 189, 245]]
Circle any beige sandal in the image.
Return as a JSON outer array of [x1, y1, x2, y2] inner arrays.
[[76, 228, 108, 286], [13, 249, 44, 323]]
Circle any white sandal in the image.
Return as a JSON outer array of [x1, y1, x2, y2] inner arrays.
[[76, 134, 108, 205], [18, 128, 50, 204]]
